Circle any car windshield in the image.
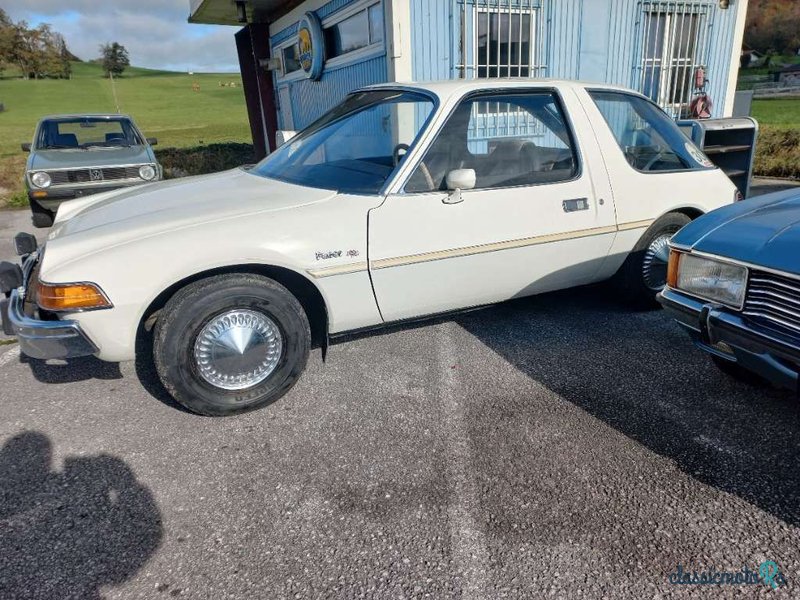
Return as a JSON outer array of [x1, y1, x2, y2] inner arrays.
[[252, 90, 436, 194], [36, 117, 143, 150]]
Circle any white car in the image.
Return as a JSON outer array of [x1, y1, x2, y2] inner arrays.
[[1, 80, 738, 416]]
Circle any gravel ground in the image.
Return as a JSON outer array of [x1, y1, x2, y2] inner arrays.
[[1, 184, 799, 599]]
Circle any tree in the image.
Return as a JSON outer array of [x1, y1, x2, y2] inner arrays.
[[0, 10, 73, 79], [100, 42, 130, 77], [745, 0, 800, 56]]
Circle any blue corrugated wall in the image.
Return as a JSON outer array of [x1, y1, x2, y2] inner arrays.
[[410, 0, 741, 118], [271, 0, 740, 129], [410, 0, 455, 81], [272, 0, 388, 131], [282, 55, 388, 129]]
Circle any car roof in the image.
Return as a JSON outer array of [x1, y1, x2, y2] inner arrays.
[[38, 114, 134, 121], [359, 78, 638, 99]]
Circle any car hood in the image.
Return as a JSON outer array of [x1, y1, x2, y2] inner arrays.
[[30, 146, 153, 169], [45, 168, 338, 267], [672, 188, 800, 275]]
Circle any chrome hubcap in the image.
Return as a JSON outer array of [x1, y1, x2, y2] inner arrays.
[[642, 232, 673, 291], [193, 309, 282, 391]]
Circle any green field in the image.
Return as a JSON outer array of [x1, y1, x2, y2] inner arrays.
[[0, 61, 250, 159], [752, 98, 800, 130], [0, 61, 251, 206]]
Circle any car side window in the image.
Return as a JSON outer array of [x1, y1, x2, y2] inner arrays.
[[589, 91, 713, 173], [405, 91, 579, 193]]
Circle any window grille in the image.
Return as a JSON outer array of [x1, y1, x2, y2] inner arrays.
[[456, 0, 546, 80], [638, 2, 712, 116]]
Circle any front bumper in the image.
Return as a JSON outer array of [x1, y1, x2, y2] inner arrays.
[[658, 287, 800, 391], [28, 184, 132, 211], [0, 253, 98, 360]]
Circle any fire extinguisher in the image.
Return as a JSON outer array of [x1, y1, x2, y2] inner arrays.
[[690, 66, 713, 119]]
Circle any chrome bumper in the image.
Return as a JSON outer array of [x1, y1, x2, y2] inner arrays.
[[2, 254, 98, 359], [659, 287, 800, 391]]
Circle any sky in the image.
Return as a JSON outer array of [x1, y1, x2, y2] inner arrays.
[[3, 0, 241, 73]]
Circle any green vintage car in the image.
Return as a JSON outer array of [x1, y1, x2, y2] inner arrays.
[[22, 114, 162, 227]]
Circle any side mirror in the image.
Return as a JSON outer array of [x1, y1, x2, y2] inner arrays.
[[446, 168, 476, 191], [21, 143, 31, 152], [14, 232, 37, 256], [444, 169, 475, 204], [146, 137, 158, 146]]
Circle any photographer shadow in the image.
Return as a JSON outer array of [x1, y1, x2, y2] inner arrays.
[[0, 431, 163, 599]]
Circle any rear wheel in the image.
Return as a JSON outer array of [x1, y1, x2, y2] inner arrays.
[[153, 273, 311, 416], [29, 199, 54, 228], [615, 212, 691, 308]]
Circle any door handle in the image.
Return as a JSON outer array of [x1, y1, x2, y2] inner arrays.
[[562, 198, 589, 212]]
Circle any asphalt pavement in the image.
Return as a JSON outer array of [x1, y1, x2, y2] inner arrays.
[[1, 190, 800, 599]]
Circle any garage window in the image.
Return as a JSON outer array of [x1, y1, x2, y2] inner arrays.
[[324, 2, 384, 59], [638, 2, 711, 116], [456, 1, 545, 80]]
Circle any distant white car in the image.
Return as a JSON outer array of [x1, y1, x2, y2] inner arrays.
[[2, 79, 738, 415]]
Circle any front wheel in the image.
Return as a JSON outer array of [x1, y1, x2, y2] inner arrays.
[[153, 274, 311, 416], [615, 212, 691, 308]]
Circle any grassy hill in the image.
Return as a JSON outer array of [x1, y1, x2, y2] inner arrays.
[[0, 61, 251, 206], [1, 61, 250, 159]]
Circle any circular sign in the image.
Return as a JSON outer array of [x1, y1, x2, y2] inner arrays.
[[297, 11, 324, 80], [684, 142, 714, 168]]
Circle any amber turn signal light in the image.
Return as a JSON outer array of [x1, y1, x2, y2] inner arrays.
[[36, 281, 111, 311], [666, 250, 682, 289]]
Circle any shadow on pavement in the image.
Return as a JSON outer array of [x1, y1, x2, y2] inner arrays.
[[20, 355, 122, 384], [0, 431, 163, 599], [133, 328, 195, 414], [457, 284, 800, 527]]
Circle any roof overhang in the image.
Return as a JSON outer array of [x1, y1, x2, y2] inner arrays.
[[189, 0, 305, 25]]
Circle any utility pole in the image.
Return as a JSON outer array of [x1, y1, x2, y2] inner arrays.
[[109, 69, 121, 113]]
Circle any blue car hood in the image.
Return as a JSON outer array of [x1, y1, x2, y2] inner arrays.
[[672, 188, 800, 275], [30, 146, 154, 170]]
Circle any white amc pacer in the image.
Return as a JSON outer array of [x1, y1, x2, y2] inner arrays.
[[2, 80, 738, 415]]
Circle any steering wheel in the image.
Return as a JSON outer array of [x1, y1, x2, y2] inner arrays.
[[392, 143, 410, 166], [642, 145, 668, 171]]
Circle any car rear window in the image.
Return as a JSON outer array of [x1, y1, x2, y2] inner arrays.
[[589, 91, 714, 173]]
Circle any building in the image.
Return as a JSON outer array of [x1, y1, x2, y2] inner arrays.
[[189, 0, 749, 159]]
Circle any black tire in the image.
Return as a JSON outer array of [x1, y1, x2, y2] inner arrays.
[[615, 212, 691, 309], [29, 199, 54, 228], [153, 273, 310, 416], [711, 355, 769, 387]]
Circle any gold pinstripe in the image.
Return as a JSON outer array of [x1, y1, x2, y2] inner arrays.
[[306, 261, 369, 278], [306, 219, 654, 278], [371, 224, 619, 270], [617, 219, 655, 232]]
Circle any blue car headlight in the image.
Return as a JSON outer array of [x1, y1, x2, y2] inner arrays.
[[672, 253, 748, 309]]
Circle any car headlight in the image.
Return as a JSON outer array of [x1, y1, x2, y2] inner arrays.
[[139, 165, 156, 181], [30, 171, 52, 188], [667, 251, 748, 309]]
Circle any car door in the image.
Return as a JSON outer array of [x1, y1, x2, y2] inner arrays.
[[368, 87, 617, 323]]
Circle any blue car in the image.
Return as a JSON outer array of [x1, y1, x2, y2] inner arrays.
[[658, 189, 800, 392]]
